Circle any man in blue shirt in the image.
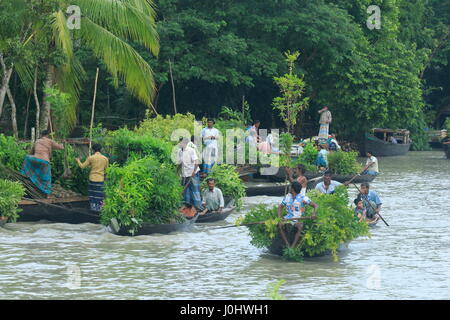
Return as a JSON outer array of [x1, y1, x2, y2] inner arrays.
[[358, 182, 382, 218], [277, 182, 318, 249]]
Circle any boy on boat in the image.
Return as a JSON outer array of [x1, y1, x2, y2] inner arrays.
[[200, 178, 225, 215], [76, 143, 109, 211], [353, 198, 367, 222], [358, 183, 382, 219], [362, 151, 379, 175], [20, 130, 64, 197], [277, 182, 318, 249], [285, 164, 308, 196], [315, 170, 342, 194], [315, 144, 329, 171]]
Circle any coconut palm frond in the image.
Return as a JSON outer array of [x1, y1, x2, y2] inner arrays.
[[80, 17, 156, 106], [76, 0, 159, 55]]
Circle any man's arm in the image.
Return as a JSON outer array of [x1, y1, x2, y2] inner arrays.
[[218, 189, 225, 210], [277, 204, 285, 218], [309, 201, 319, 219], [51, 140, 64, 150], [76, 157, 90, 169]]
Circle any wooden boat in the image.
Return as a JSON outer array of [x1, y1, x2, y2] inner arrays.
[[267, 170, 377, 184], [364, 128, 411, 157], [17, 197, 100, 224], [267, 224, 349, 257], [444, 142, 450, 159], [366, 215, 380, 227], [0, 217, 6, 227], [196, 200, 235, 223], [245, 179, 319, 197], [110, 214, 199, 236]]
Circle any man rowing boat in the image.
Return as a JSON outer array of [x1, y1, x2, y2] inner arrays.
[[357, 182, 382, 219], [285, 164, 308, 196], [277, 182, 318, 249], [315, 170, 342, 194]]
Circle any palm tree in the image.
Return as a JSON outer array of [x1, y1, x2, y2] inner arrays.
[[2, 0, 159, 135]]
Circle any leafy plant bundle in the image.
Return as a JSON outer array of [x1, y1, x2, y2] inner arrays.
[[297, 142, 318, 167], [327, 151, 362, 175], [136, 113, 197, 143], [0, 134, 29, 171], [201, 164, 246, 209], [51, 144, 89, 195], [279, 132, 294, 167], [0, 179, 25, 222], [242, 186, 370, 261], [101, 157, 184, 235], [105, 128, 173, 165]]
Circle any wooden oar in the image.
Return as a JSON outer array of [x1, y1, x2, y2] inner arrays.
[[182, 177, 192, 194], [209, 216, 314, 230], [343, 170, 365, 186], [351, 183, 389, 227]]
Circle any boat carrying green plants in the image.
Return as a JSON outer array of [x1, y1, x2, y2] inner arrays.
[[239, 186, 370, 261]]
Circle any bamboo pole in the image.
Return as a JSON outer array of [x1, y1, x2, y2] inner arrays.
[[168, 59, 177, 114], [89, 68, 100, 156]]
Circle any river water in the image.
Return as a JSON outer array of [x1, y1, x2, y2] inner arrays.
[[1, 151, 449, 300]]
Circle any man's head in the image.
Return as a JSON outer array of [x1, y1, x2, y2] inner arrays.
[[41, 130, 49, 137], [360, 182, 370, 195], [92, 144, 102, 153], [367, 151, 373, 158], [180, 137, 190, 148], [323, 106, 329, 111], [290, 181, 302, 196], [207, 119, 215, 128], [253, 120, 261, 128], [354, 198, 363, 209], [206, 178, 215, 190], [296, 164, 306, 176], [323, 170, 332, 184]]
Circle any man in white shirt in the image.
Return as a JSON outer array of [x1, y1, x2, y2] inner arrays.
[[201, 119, 220, 174], [178, 138, 203, 210], [315, 171, 342, 194], [362, 151, 379, 175], [318, 106, 332, 144]]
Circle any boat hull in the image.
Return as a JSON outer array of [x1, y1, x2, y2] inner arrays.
[[364, 134, 411, 157], [0, 218, 6, 227], [196, 206, 235, 223], [112, 215, 199, 236], [245, 179, 319, 197], [17, 197, 100, 224], [265, 169, 377, 184]]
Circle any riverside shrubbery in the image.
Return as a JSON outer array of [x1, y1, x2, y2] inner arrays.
[[0, 179, 25, 222]]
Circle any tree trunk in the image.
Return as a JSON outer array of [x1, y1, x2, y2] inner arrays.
[[33, 67, 41, 138], [0, 60, 13, 119], [6, 85, 18, 139], [24, 93, 31, 138], [40, 64, 56, 130]]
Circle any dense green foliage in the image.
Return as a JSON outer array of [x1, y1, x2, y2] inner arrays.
[[0, 179, 25, 222], [1, 0, 449, 151], [327, 151, 362, 175], [201, 164, 246, 209], [0, 134, 28, 171], [101, 157, 184, 234], [105, 128, 173, 165], [241, 186, 370, 261]]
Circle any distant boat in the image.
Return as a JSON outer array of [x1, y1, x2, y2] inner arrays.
[[364, 128, 411, 157]]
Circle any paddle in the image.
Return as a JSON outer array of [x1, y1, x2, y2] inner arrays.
[[182, 177, 192, 194], [209, 216, 314, 230], [351, 183, 389, 227], [343, 170, 365, 186]]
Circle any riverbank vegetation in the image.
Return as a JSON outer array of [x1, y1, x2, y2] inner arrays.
[[240, 186, 370, 261]]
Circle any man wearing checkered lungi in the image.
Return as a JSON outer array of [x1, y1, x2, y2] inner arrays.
[[318, 106, 332, 144], [178, 138, 204, 211]]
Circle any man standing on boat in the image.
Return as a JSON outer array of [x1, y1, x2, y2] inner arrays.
[[76, 144, 109, 211], [315, 170, 342, 194], [201, 119, 220, 175], [277, 182, 318, 249], [362, 151, 379, 175], [318, 106, 332, 144], [20, 130, 64, 197], [178, 138, 204, 211], [285, 164, 308, 196], [201, 178, 225, 215], [358, 182, 382, 219]]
